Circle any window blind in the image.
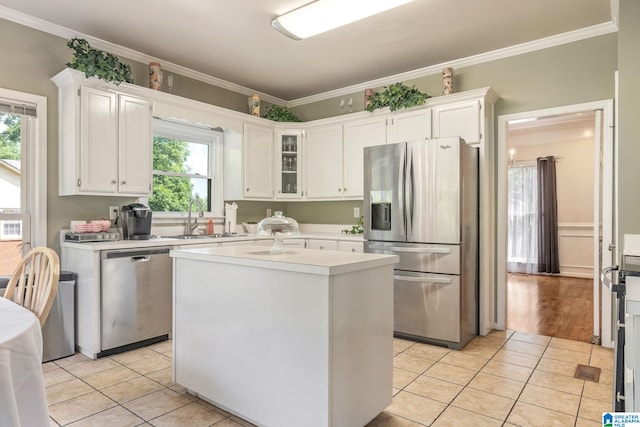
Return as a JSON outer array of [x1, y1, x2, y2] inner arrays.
[[0, 99, 37, 117]]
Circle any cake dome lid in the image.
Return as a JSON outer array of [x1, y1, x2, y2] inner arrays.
[[256, 211, 300, 237]]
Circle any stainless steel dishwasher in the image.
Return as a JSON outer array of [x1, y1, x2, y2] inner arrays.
[[100, 246, 172, 357]]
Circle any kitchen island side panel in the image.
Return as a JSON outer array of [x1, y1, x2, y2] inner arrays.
[[330, 266, 393, 427], [172, 254, 393, 427], [173, 258, 331, 426]]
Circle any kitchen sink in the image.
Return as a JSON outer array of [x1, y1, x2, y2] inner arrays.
[[164, 234, 248, 240]]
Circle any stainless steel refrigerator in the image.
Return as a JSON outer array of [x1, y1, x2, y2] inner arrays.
[[364, 137, 478, 349]]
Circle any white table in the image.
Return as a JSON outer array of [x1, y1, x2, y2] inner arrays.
[[0, 297, 49, 426]]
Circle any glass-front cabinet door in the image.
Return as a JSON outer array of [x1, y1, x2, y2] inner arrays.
[[276, 130, 302, 199]]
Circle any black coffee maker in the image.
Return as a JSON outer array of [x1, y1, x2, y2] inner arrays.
[[120, 203, 152, 240]]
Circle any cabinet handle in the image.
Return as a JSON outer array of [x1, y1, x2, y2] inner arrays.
[[343, 187, 347, 192], [338, 188, 342, 192], [121, 180, 126, 185], [351, 248, 356, 252], [320, 246, 324, 250], [111, 179, 117, 184], [246, 188, 249, 192]]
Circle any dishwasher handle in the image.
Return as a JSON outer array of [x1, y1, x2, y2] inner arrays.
[[102, 246, 171, 260], [131, 255, 151, 263]]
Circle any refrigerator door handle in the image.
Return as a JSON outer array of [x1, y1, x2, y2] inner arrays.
[[393, 275, 453, 285], [367, 244, 452, 254], [400, 146, 407, 233], [408, 149, 415, 230]]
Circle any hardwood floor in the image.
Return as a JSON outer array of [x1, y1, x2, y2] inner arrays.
[[507, 273, 594, 343]]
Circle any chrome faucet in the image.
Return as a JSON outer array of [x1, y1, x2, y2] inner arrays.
[[186, 198, 204, 235]]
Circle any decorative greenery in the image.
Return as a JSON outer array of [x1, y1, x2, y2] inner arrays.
[[342, 216, 364, 235], [262, 105, 301, 122], [66, 38, 134, 85], [365, 83, 430, 112]]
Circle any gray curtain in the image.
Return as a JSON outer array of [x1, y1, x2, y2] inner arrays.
[[536, 156, 560, 273]]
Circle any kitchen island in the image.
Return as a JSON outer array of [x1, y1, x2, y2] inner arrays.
[[170, 245, 398, 427]]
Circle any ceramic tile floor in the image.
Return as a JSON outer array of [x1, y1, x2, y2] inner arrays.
[[42, 330, 614, 426]]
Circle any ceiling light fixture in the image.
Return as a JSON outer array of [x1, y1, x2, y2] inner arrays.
[[272, 0, 415, 40]]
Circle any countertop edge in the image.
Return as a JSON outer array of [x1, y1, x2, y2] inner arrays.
[[61, 233, 365, 251], [170, 245, 397, 276]]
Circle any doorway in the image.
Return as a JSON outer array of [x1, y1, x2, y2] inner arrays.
[[496, 100, 615, 347], [505, 112, 596, 342]]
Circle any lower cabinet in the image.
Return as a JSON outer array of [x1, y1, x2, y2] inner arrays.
[[307, 239, 339, 251], [256, 238, 306, 248], [337, 241, 364, 253]]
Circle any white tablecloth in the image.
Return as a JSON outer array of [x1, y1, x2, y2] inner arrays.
[[0, 297, 49, 426]]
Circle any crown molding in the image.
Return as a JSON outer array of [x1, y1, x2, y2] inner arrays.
[[287, 21, 619, 107], [0, 5, 286, 105], [0, 5, 618, 108]]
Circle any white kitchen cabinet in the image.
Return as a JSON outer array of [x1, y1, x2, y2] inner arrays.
[[243, 122, 274, 199], [387, 108, 432, 144], [387, 108, 432, 143], [275, 130, 303, 199], [307, 239, 338, 251], [337, 241, 364, 253], [117, 95, 153, 195], [304, 123, 343, 199], [254, 238, 307, 248], [432, 100, 481, 145], [78, 87, 118, 194], [53, 69, 153, 196], [342, 116, 387, 198]]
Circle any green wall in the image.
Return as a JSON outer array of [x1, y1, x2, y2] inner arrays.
[[0, 15, 627, 250], [292, 34, 617, 121]]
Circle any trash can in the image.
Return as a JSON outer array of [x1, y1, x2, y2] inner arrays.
[[0, 271, 76, 362]]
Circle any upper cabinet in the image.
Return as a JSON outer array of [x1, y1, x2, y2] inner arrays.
[[52, 68, 497, 204], [304, 123, 343, 199], [243, 122, 274, 199], [387, 108, 432, 144], [117, 95, 153, 195], [53, 69, 152, 196], [432, 100, 481, 145], [276, 130, 302, 199], [342, 116, 387, 198]]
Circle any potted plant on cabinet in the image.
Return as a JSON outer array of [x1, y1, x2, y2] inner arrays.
[[66, 37, 134, 85], [365, 82, 430, 112]]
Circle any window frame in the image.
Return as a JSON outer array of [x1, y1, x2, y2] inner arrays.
[[0, 220, 22, 240], [0, 88, 47, 249], [149, 117, 224, 219]]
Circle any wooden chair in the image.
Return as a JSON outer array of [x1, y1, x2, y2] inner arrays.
[[3, 247, 60, 327]]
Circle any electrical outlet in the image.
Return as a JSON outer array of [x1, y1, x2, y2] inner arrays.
[[266, 208, 272, 217], [354, 207, 360, 218], [109, 206, 119, 220]]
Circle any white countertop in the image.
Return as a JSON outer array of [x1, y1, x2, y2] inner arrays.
[[170, 245, 397, 276], [61, 232, 364, 251]]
